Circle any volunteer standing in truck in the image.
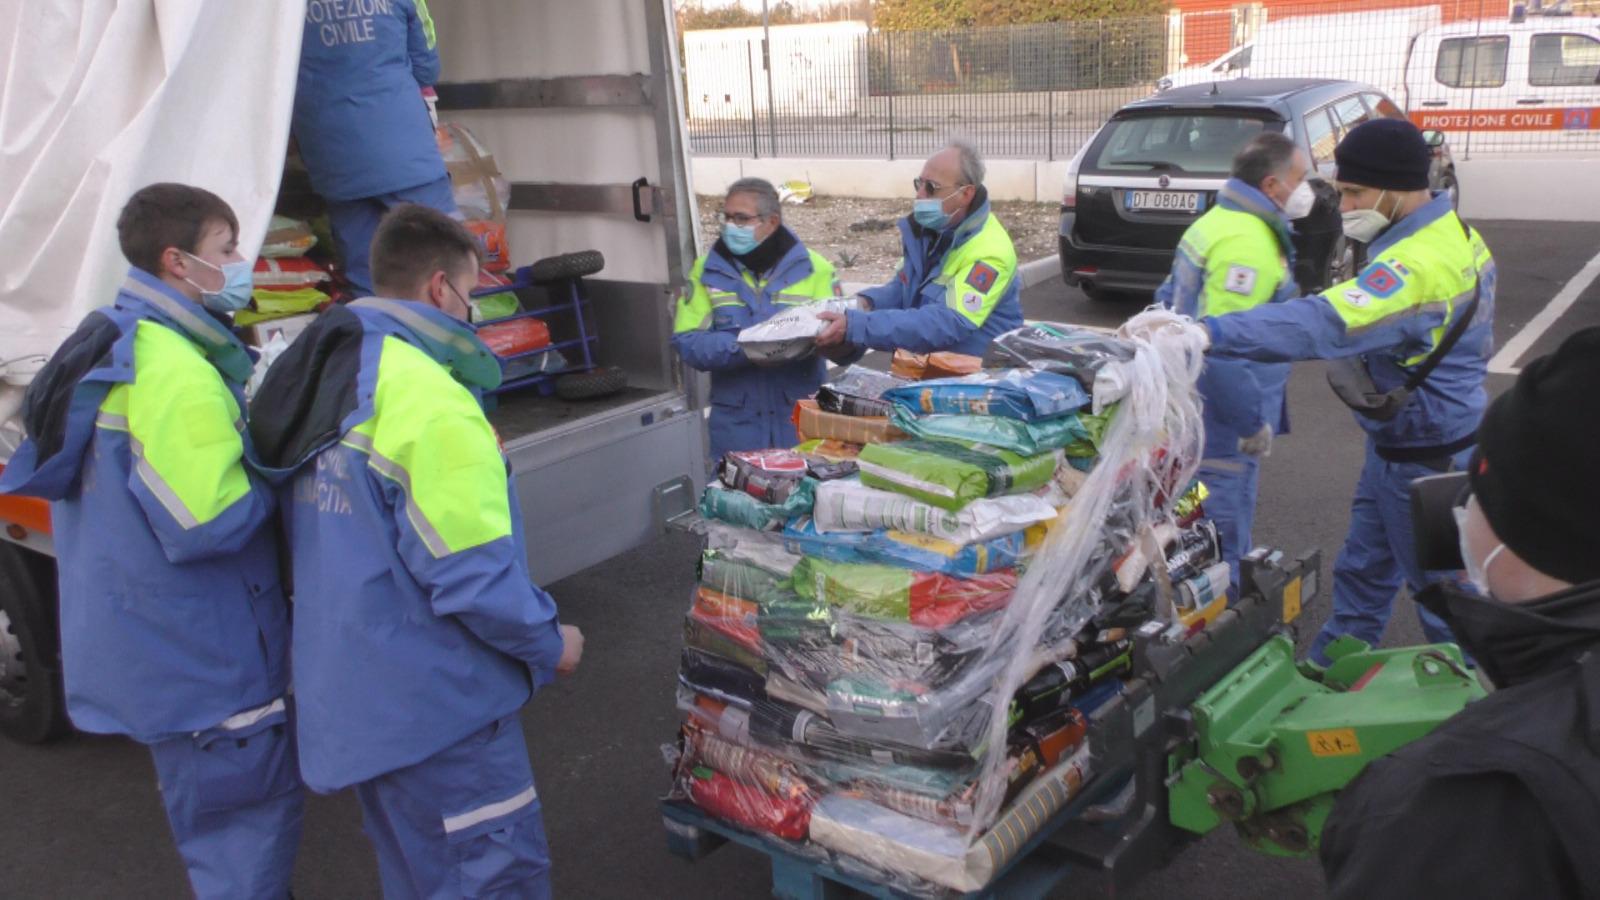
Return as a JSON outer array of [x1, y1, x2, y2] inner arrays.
[[673, 177, 841, 465], [814, 138, 1024, 357], [0, 184, 302, 899], [1155, 132, 1314, 598], [1181, 119, 1497, 667], [293, 0, 457, 296], [249, 206, 582, 898]]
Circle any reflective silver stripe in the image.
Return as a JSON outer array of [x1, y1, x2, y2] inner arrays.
[[341, 431, 452, 558], [1199, 458, 1248, 474], [129, 435, 200, 529], [216, 698, 286, 733], [1343, 299, 1450, 338], [353, 298, 483, 359], [95, 411, 129, 430], [442, 785, 538, 835], [121, 277, 234, 350]]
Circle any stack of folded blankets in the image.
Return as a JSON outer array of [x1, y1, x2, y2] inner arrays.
[[671, 325, 1221, 894]]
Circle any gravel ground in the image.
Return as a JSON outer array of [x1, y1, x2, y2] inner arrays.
[[695, 194, 1060, 285]]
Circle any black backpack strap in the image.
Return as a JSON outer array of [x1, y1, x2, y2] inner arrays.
[[1403, 279, 1480, 393]]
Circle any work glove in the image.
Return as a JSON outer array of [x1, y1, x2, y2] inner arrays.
[[1238, 423, 1273, 458]]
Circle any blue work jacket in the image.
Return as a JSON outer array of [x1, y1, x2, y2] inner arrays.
[[248, 299, 564, 792], [1206, 192, 1496, 451], [1157, 179, 1297, 457], [848, 190, 1025, 357], [672, 228, 839, 463], [293, 0, 447, 202], [0, 271, 286, 743]]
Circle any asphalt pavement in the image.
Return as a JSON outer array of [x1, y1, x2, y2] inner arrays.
[[2, 220, 1597, 899]]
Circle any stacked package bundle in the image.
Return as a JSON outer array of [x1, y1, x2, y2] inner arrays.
[[669, 323, 1216, 895]]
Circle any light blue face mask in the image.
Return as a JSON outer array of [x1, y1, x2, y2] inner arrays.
[[722, 223, 760, 255], [912, 192, 960, 231], [185, 252, 255, 313]]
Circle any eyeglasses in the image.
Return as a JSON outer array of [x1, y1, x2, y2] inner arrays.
[[912, 178, 970, 197], [717, 211, 764, 226]]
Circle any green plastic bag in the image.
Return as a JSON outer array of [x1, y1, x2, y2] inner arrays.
[[791, 556, 1014, 626], [472, 290, 521, 322], [698, 479, 816, 531], [889, 407, 1111, 458], [856, 439, 1057, 512]]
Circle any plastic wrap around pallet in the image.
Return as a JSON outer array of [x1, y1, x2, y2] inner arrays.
[[668, 320, 1208, 892]]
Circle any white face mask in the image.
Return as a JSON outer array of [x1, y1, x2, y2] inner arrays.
[[1453, 505, 1507, 597], [1280, 179, 1314, 220], [1341, 190, 1390, 243]]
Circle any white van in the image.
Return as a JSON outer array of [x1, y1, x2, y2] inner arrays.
[[1156, 43, 1255, 92], [1406, 16, 1600, 152], [1156, 6, 1442, 96]]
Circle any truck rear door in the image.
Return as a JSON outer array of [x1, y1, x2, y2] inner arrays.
[[430, 0, 707, 584]]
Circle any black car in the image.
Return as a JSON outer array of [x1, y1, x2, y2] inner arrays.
[[1058, 78, 1459, 300]]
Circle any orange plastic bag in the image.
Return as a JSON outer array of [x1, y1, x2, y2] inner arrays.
[[478, 318, 550, 358]]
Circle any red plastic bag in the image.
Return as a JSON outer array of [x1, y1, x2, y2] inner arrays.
[[687, 768, 812, 841], [478, 318, 550, 358]]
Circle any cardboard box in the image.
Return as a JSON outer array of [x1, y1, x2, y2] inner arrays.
[[244, 312, 318, 349], [793, 398, 906, 445]]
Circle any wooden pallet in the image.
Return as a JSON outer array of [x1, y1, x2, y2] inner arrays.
[[660, 773, 1128, 900]]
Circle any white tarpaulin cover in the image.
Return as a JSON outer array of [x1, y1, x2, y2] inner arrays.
[[0, 1, 305, 398]]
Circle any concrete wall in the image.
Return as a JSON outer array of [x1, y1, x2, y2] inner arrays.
[[692, 154, 1600, 221], [691, 156, 1073, 204]]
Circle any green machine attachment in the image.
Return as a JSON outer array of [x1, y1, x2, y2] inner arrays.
[[1167, 633, 1487, 856]]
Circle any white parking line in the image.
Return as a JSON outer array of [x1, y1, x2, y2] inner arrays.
[[1489, 247, 1600, 375]]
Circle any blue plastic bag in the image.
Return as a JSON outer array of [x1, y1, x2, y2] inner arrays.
[[883, 370, 1091, 422]]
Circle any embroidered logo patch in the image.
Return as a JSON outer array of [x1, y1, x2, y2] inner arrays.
[[965, 262, 999, 293], [962, 291, 985, 313], [1223, 265, 1258, 296], [1359, 262, 1404, 298], [1342, 289, 1371, 308]]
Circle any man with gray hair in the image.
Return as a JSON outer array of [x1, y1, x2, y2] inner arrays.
[[816, 138, 1023, 357], [672, 177, 841, 464], [1154, 130, 1314, 599]]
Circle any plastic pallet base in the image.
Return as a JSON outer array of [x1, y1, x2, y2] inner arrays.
[[661, 778, 1122, 900]]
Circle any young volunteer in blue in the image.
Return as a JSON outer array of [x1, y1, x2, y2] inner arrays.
[[249, 205, 583, 899], [0, 184, 302, 900]]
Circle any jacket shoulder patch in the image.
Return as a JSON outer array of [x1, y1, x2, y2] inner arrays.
[[965, 261, 999, 293], [1223, 265, 1257, 296], [1359, 262, 1405, 298]]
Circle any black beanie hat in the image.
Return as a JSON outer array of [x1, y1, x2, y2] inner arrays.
[[1468, 326, 1600, 585], [1334, 118, 1432, 191]]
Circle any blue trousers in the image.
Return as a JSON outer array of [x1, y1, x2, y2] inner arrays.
[[148, 703, 304, 900], [355, 713, 552, 900], [327, 176, 459, 297], [1308, 441, 1471, 665], [1198, 451, 1259, 602]]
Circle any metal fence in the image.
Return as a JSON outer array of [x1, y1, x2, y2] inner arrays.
[[682, 2, 1600, 161]]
